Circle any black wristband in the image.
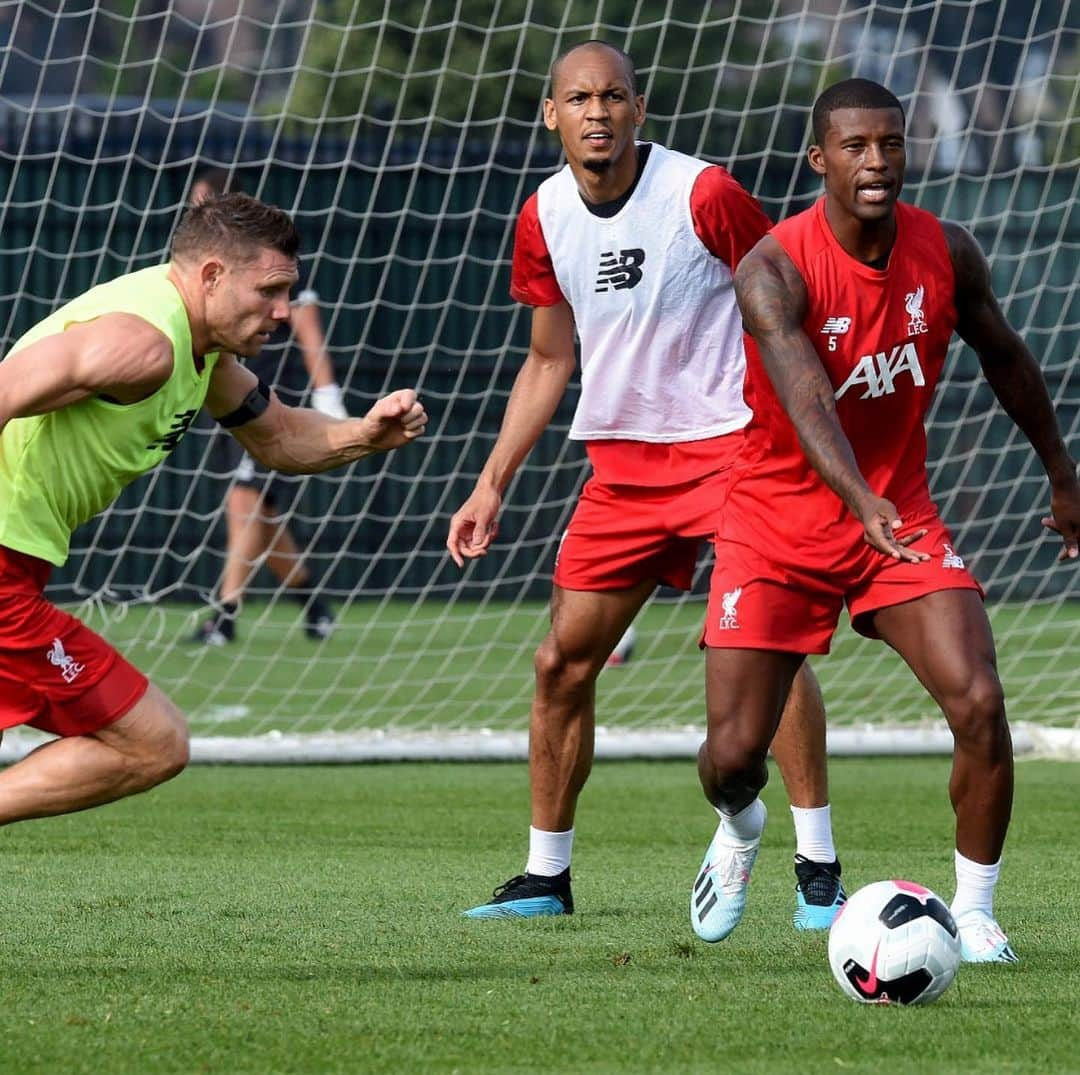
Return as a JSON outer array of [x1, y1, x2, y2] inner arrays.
[[217, 379, 271, 428]]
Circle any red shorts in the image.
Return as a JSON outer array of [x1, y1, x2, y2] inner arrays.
[[0, 546, 149, 737], [704, 512, 983, 653], [553, 439, 742, 592]]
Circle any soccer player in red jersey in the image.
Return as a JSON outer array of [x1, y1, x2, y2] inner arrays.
[[448, 40, 846, 932], [710, 78, 1080, 961], [0, 194, 426, 828]]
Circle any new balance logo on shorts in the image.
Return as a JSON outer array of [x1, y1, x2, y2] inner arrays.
[[147, 409, 198, 452], [47, 637, 85, 684], [718, 586, 742, 630], [594, 248, 645, 292]]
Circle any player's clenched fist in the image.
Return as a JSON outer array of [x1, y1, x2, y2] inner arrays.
[[360, 389, 427, 452]]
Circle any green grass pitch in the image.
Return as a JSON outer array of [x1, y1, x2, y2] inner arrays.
[[2, 756, 1077, 1073], [74, 598, 1080, 734]]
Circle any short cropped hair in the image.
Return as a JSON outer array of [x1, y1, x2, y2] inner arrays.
[[812, 78, 905, 145], [549, 40, 638, 96], [171, 192, 299, 264]]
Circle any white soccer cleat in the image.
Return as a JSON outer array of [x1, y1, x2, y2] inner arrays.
[[690, 804, 766, 943], [954, 908, 1019, 964]]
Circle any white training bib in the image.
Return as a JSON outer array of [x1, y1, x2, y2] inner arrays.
[[536, 143, 752, 443]]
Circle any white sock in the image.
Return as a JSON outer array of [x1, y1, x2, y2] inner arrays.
[[526, 826, 574, 876], [790, 804, 837, 862], [951, 850, 1001, 918], [717, 797, 767, 842]]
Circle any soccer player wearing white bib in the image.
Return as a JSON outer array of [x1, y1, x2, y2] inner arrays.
[[448, 41, 844, 934]]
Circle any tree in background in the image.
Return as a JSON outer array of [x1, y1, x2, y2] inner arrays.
[[280, 0, 827, 166], [0, 1, 1073, 172]]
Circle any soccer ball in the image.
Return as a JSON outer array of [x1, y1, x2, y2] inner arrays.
[[827, 880, 961, 1005]]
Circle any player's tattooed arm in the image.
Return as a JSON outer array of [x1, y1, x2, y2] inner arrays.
[[734, 237, 927, 562], [945, 221, 1079, 559]]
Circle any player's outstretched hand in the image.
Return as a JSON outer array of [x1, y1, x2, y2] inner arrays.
[[359, 389, 427, 453], [447, 485, 501, 568], [858, 496, 930, 563], [1041, 475, 1080, 562]]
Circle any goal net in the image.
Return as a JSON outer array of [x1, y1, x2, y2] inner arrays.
[[1, 0, 1076, 760]]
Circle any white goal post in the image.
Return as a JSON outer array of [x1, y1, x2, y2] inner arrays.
[[0, 1, 1076, 761]]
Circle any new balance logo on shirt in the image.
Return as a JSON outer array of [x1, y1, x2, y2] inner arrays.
[[821, 316, 852, 352], [594, 248, 646, 292], [147, 409, 198, 452], [821, 316, 852, 335]]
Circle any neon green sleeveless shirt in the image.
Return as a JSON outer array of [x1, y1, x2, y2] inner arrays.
[[0, 264, 220, 565]]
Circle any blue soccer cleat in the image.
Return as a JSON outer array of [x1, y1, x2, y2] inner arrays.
[[463, 869, 573, 919], [793, 854, 847, 930], [690, 804, 765, 942]]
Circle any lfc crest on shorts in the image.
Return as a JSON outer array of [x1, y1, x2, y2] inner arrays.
[[47, 637, 85, 684], [718, 586, 742, 630]]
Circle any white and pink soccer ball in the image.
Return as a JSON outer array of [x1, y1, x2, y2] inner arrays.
[[828, 879, 962, 1005]]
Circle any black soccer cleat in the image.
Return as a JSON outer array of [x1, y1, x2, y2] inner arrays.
[[462, 868, 574, 919], [303, 597, 335, 641], [191, 608, 236, 646], [793, 854, 846, 930]]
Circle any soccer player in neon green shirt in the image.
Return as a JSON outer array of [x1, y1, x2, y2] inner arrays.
[[0, 192, 426, 824]]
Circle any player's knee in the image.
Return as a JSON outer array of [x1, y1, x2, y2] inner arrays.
[[945, 674, 1008, 757], [155, 719, 191, 783], [133, 718, 189, 788], [533, 635, 596, 695], [700, 719, 767, 787], [226, 485, 261, 521], [116, 694, 191, 788]]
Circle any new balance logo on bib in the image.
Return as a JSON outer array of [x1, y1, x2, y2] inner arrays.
[[594, 248, 645, 292], [147, 408, 198, 452]]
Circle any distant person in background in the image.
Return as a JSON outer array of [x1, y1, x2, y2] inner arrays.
[[188, 167, 348, 645]]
